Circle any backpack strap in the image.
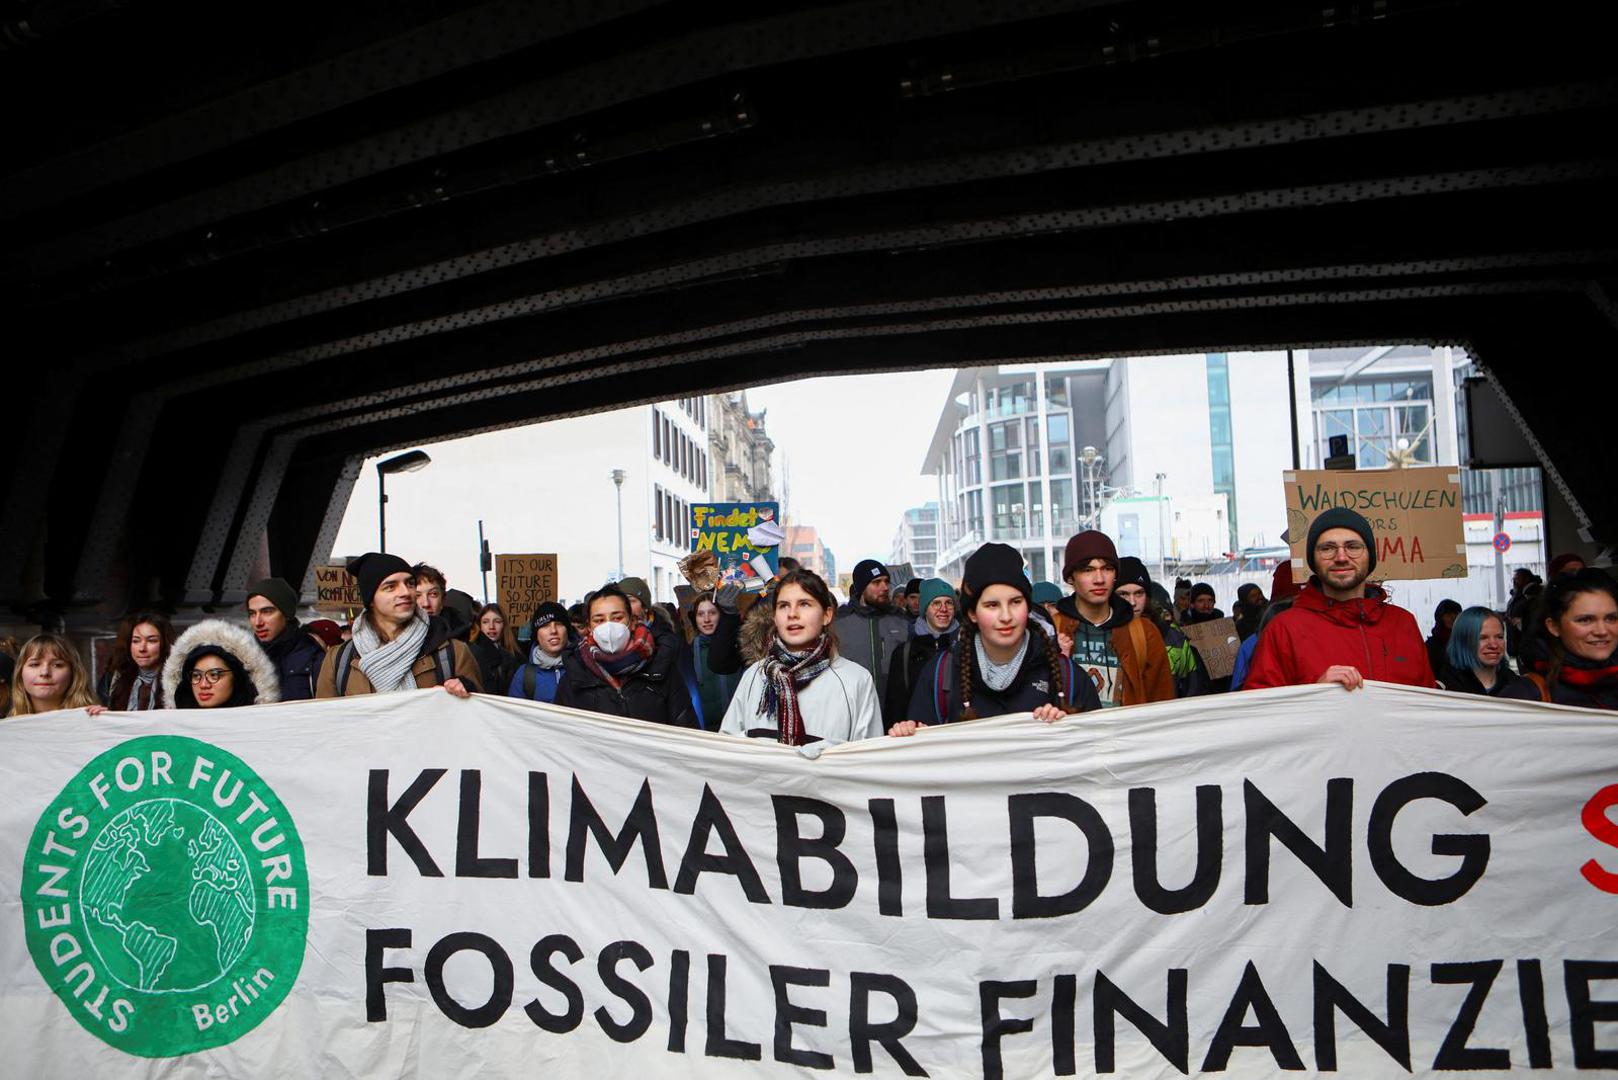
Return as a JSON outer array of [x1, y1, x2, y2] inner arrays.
[[1065, 656, 1083, 708], [523, 664, 536, 699], [333, 640, 357, 697], [1124, 616, 1148, 705], [1525, 671, 1551, 703], [433, 642, 455, 688], [933, 650, 950, 725]]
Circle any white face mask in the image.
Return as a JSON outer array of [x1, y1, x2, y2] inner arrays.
[[591, 622, 631, 653]]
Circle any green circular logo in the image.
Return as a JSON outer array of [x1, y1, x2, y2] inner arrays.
[[22, 736, 309, 1057]]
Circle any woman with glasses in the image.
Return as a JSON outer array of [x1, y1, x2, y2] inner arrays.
[[162, 620, 281, 709]]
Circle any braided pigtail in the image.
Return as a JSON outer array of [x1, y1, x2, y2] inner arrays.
[[957, 620, 979, 722], [1041, 624, 1078, 714]]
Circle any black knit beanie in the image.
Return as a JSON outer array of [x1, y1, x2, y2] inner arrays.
[[850, 560, 888, 602], [1116, 557, 1152, 591], [1304, 508, 1378, 575], [962, 543, 1032, 609], [245, 577, 299, 622], [348, 552, 415, 610]]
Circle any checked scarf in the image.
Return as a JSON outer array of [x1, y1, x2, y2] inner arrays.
[[756, 633, 834, 746], [578, 622, 655, 689]]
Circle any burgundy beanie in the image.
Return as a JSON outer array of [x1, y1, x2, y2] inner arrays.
[[1062, 530, 1119, 580], [1547, 552, 1584, 578]]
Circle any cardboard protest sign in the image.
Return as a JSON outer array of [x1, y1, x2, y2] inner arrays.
[[495, 554, 557, 620], [312, 564, 360, 612], [1283, 466, 1466, 581], [690, 502, 779, 592], [3, 686, 1615, 1075], [1181, 616, 1241, 679]]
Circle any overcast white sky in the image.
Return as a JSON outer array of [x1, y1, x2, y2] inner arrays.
[[745, 368, 957, 567], [333, 368, 960, 591]]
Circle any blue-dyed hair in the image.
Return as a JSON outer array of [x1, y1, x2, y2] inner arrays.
[[1446, 606, 1504, 672]]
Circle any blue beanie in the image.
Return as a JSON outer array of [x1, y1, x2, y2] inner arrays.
[[1031, 580, 1062, 604]]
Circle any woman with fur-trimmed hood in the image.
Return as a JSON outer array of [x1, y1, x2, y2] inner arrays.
[[162, 620, 281, 709]]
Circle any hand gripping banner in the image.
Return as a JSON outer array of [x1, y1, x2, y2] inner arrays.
[[2, 683, 1615, 1076]]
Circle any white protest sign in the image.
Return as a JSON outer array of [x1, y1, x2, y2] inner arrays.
[[2, 686, 1615, 1076]]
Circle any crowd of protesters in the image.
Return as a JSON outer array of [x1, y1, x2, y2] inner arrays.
[[1, 508, 1613, 741]]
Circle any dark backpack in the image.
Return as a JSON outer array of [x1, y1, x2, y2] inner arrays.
[[333, 639, 457, 696]]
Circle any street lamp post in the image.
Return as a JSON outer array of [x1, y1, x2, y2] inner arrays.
[[377, 450, 432, 553], [611, 468, 627, 580], [1154, 472, 1168, 583], [1079, 446, 1105, 529]]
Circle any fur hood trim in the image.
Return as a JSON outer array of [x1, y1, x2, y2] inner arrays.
[[738, 601, 776, 666], [162, 619, 282, 708]]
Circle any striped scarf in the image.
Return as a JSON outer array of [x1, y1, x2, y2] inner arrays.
[[352, 609, 430, 693], [757, 634, 833, 746]]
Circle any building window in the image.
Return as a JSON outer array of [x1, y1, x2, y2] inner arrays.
[[989, 421, 1021, 481], [1045, 374, 1069, 407], [1050, 479, 1075, 530], [1048, 413, 1071, 474], [654, 485, 665, 541], [653, 411, 661, 458], [966, 490, 984, 536], [1205, 354, 1237, 553], [991, 483, 1024, 536], [964, 428, 981, 486], [987, 381, 1033, 417], [1311, 377, 1435, 469]]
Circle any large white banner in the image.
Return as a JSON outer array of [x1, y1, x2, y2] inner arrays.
[[3, 683, 1616, 1077]]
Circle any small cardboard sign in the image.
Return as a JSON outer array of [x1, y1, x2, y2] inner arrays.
[[1181, 617, 1241, 680], [1282, 466, 1466, 581], [313, 565, 361, 613], [496, 554, 558, 621]]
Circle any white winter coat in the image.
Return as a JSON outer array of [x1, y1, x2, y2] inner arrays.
[[161, 619, 281, 709], [719, 654, 883, 745]]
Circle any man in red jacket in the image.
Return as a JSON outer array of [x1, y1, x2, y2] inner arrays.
[[1244, 507, 1436, 690]]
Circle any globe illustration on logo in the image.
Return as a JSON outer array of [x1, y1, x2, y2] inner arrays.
[[80, 798, 256, 994]]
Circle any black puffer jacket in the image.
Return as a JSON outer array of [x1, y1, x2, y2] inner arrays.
[[468, 634, 521, 698], [261, 623, 328, 702], [883, 624, 956, 728], [907, 623, 1102, 724], [1438, 662, 1541, 701], [555, 620, 696, 727]]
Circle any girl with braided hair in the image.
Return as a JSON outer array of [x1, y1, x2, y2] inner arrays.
[[892, 543, 1101, 736], [719, 569, 883, 746]]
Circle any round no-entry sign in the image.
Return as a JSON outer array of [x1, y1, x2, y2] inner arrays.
[[1493, 531, 1512, 553]]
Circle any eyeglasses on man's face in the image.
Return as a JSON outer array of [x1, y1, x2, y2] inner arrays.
[[1314, 541, 1368, 558], [189, 667, 231, 685]]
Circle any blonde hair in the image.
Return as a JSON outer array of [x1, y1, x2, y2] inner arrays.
[[9, 634, 98, 717]]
